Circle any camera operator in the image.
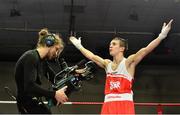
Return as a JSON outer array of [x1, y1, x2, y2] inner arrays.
[[14, 28, 68, 114]]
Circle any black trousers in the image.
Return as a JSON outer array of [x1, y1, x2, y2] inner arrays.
[[17, 98, 51, 114]]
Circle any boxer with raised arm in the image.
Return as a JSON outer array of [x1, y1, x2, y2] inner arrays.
[[69, 20, 173, 114]]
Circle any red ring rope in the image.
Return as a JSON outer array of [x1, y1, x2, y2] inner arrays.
[[65, 102, 180, 106], [0, 101, 179, 114]]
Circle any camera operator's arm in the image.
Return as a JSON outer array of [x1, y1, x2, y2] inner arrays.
[[24, 54, 68, 104], [55, 86, 68, 105], [45, 62, 56, 83]]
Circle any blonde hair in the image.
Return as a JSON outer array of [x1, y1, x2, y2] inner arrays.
[[37, 28, 64, 48]]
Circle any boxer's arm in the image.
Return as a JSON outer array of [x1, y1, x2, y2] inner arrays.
[[79, 47, 110, 68], [126, 38, 162, 66], [69, 37, 110, 69], [126, 19, 173, 67]]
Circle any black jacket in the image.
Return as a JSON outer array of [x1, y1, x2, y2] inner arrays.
[[15, 49, 55, 99]]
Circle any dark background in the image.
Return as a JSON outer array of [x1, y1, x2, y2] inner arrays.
[[0, 0, 180, 114]]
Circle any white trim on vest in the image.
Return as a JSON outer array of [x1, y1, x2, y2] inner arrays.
[[104, 93, 133, 102]]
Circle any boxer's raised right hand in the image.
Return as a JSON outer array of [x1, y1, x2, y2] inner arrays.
[[69, 36, 83, 50], [158, 19, 173, 40], [55, 86, 68, 106]]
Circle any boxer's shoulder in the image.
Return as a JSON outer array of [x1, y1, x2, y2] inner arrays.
[[104, 59, 112, 65]]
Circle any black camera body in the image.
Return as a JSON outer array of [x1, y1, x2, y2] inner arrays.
[[53, 74, 82, 95], [47, 59, 95, 107]]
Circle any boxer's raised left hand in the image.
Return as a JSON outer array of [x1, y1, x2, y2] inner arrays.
[[158, 19, 173, 40]]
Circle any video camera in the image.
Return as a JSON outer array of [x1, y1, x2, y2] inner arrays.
[[47, 58, 96, 107]]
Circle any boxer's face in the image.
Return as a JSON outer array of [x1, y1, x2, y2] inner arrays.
[[109, 39, 125, 56], [47, 45, 63, 60]]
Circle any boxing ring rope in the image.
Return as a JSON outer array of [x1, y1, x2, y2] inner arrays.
[[0, 101, 180, 114]]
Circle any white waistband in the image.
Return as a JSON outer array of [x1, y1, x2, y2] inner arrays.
[[104, 93, 133, 102]]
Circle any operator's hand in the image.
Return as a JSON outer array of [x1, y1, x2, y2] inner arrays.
[[75, 68, 86, 74], [55, 86, 68, 106], [158, 19, 173, 40]]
